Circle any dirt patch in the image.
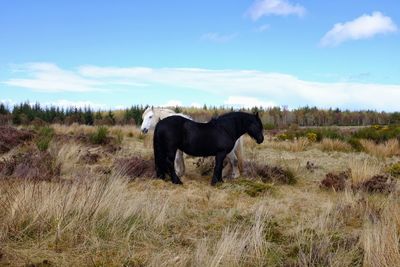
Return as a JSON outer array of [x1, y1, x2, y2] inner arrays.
[[114, 156, 156, 179], [320, 170, 350, 191], [0, 150, 60, 181], [81, 151, 100, 164], [0, 126, 33, 154], [243, 161, 296, 184], [352, 175, 396, 194], [306, 161, 318, 172]]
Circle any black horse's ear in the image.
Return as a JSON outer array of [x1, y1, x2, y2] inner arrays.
[[254, 111, 259, 117]]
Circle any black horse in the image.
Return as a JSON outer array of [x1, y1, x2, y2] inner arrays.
[[153, 111, 264, 185]]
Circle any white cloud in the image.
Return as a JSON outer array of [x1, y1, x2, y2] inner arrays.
[[79, 65, 153, 77], [224, 96, 276, 108], [320, 12, 398, 47], [201, 32, 237, 43], [190, 102, 202, 108], [162, 100, 182, 107], [4, 63, 400, 111], [77, 65, 400, 111], [255, 24, 271, 32], [4, 63, 102, 92], [246, 0, 305, 20], [115, 105, 128, 110], [0, 99, 15, 106]]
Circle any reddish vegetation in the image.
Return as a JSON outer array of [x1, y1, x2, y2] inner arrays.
[[193, 158, 295, 184], [243, 161, 295, 184], [0, 126, 33, 154], [82, 151, 100, 164], [320, 170, 350, 191], [0, 150, 60, 181], [114, 156, 156, 179], [352, 175, 396, 194]]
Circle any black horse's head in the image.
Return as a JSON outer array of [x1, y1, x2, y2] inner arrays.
[[247, 112, 264, 144]]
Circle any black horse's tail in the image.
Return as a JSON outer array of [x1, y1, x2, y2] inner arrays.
[[153, 125, 166, 178]]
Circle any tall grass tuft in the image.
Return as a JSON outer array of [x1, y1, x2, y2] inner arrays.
[[318, 138, 352, 152], [348, 158, 382, 186], [360, 139, 400, 158]]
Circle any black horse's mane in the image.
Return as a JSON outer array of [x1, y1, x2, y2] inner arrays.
[[212, 111, 249, 121], [213, 112, 262, 128]]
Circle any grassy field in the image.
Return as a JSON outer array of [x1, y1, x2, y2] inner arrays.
[[1, 124, 400, 266]]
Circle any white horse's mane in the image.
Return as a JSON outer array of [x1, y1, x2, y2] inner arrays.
[[143, 107, 192, 120]]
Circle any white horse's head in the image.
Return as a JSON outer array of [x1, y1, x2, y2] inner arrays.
[[140, 107, 159, 133], [141, 107, 190, 134]]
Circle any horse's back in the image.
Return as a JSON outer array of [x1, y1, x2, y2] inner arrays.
[[154, 116, 187, 144]]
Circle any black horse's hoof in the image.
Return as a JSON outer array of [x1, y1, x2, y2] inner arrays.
[[172, 180, 183, 185], [211, 180, 222, 186]]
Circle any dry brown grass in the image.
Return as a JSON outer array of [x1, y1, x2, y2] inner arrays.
[[1, 124, 400, 266], [318, 138, 352, 152], [49, 142, 84, 176], [360, 139, 400, 158], [362, 197, 400, 266], [348, 158, 383, 186], [265, 137, 310, 152], [52, 123, 95, 136]]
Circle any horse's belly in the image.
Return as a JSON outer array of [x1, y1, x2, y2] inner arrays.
[[181, 146, 217, 157], [179, 129, 231, 157]]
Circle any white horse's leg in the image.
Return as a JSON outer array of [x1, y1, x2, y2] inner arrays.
[[226, 147, 240, 179], [235, 136, 244, 173], [222, 156, 232, 178], [174, 149, 185, 177]]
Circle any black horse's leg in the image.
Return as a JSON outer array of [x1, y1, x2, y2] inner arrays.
[[166, 151, 183, 185], [156, 167, 166, 180], [211, 152, 227, 186]]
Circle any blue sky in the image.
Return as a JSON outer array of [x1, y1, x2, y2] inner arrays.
[[1, 0, 399, 111]]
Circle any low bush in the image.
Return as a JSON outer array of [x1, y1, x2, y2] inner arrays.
[[36, 126, 54, 151], [347, 138, 363, 152], [90, 126, 109, 144], [387, 162, 400, 178], [353, 125, 400, 143]]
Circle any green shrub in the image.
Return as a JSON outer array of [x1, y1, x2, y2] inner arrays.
[[353, 125, 400, 143], [36, 126, 54, 151], [282, 127, 344, 142], [387, 162, 400, 178], [306, 132, 317, 143], [219, 179, 274, 197], [309, 128, 344, 141], [277, 133, 295, 141], [263, 123, 275, 130], [90, 126, 109, 144], [347, 138, 363, 152]]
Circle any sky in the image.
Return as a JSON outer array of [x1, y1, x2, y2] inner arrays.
[[1, 0, 399, 111]]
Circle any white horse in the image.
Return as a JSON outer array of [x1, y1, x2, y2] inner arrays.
[[140, 107, 244, 178]]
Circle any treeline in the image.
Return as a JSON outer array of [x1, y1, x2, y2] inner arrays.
[[0, 102, 145, 126], [0, 102, 400, 128], [253, 106, 400, 128]]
